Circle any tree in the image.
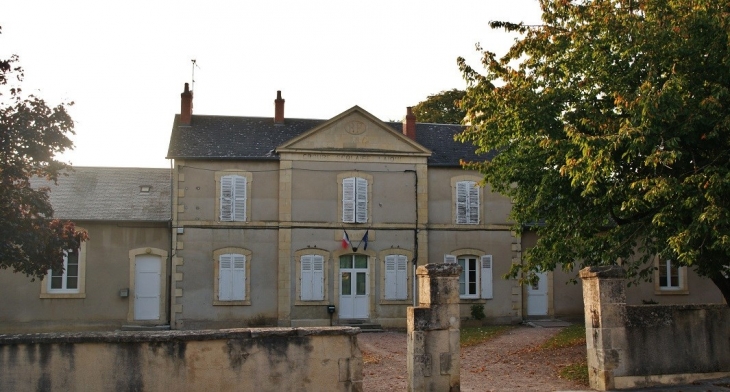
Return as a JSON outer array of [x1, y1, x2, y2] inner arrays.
[[0, 27, 87, 280], [456, 0, 730, 304], [412, 89, 466, 124]]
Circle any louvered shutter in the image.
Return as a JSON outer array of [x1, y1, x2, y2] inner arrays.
[[220, 176, 234, 221], [312, 255, 324, 301], [233, 176, 247, 221], [444, 254, 457, 264], [232, 254, 246, 300], [456, 181, 468, 224], [384, 255, 397, 299], [480, 255, 493, 299], [468, 183, 479, 224], [342, 177, 355, 223], [395, 255, 408, 299], [355, 177, 368, 223], [219, 254, 233, 300], [301, 255, 313, 300]]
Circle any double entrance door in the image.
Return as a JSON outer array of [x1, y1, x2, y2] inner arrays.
[[339, 255, 369, 319]]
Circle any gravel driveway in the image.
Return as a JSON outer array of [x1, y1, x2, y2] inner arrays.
[[358, 325, 587, 392]]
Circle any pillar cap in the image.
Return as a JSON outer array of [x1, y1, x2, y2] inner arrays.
[[579, 265, 626, 279], [416, 263, 462, 277]]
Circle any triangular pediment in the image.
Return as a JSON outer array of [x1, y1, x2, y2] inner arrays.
[[277, 106, 431, 157]]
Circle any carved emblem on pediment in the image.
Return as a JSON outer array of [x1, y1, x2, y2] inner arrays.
[[343, 121, 366, 135]]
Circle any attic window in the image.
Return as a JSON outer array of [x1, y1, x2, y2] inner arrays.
[[140, 185, 152, 193]]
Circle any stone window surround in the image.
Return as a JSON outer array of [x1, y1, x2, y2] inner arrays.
[[294, 248, 331, 306], [654, 257, 689, 295], [451, 175, 483, 225], [213, 247, 252, 305], [378, 248, 413, 304], [337, 172, 373, 224], [215, 170, 253, 223], [40, 228, 88, 299]]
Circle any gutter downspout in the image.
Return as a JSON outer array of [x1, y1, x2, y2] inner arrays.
[[405, 169, 418, 307]]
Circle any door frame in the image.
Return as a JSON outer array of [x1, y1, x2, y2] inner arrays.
[[332, 248, 375, 321], [128, 247, 168, 323]]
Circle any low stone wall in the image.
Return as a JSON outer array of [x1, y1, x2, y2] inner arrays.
[[581, 265, 730, 390], [0, 327, 362, 392]]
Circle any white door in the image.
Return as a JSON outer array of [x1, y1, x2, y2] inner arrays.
[[134, 255, 161, 321], [339, 255, 369, 319], [527, 272, 548, 316]]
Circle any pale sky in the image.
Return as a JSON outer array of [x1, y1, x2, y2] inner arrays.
[[2, 1, 542, 168]]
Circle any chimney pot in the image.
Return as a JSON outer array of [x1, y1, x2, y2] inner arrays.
[[180, 83, 193, 125], [274, 90, 285, 124], [403, 106, 416, 140]]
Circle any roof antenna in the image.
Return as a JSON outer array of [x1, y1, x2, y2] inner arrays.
[[191, 59, 200, 91]]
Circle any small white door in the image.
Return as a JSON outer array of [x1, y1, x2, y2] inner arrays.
[[527, 272, 548, 316], [134, 255, 161, 321], [339, 255, 369, 319]]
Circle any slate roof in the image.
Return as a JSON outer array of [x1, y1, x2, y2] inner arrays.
[[167, 115, 494, 166], [30, 167, 171, 222]]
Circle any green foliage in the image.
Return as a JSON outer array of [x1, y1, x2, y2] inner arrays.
[[0, 27, 85, 280], [540, 324, 586, 350], [412, 89, 466, 124], [460, 325, 512, 347], [470, 304, 486, 320], [457, 0, 730, 303]]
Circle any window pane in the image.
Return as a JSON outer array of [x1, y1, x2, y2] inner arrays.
[[356, 272, 366, 295], [66, 264, 79, 277], [66, 277, 78, 289], [341, 273, 351, 295], [354, 255, 367, 269], [51, 276, 63, 289], [340, 256, 352, 269]]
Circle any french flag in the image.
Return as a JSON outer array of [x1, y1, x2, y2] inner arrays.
[[342, 230, 351, 250]]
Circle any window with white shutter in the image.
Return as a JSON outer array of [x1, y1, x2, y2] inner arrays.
[[455, 180, 479, 224], [219, 254, 246, 301], [384, 255, 408, 300], [301, 255, 325, 301], [447, 252, 493, 300], [220, 174, 247, 222], [342, 176, 368, 223]]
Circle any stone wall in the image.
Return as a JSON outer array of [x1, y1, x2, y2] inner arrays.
[[581, 265, 730, 390], [0, 327, 362, 392]]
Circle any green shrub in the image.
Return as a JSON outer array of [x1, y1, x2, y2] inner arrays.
[[470, 304, 486, 321]]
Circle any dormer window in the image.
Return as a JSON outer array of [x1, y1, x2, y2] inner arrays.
[[140, 185, 152, 193]]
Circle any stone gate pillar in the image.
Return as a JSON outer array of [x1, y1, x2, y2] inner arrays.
[[407, 263, 461, 392], [580, 265, 628, 391]]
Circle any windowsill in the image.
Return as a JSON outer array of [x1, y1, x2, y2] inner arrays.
[[379, 299, 411, 305], [459, 298, 487, 304], [213, 300, 251, 306], [295, 299, 329, 306], [40, 293, 86, 299], [655, 288, 689, 295]]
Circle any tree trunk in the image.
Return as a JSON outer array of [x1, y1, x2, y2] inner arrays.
[[710, 275, 730, 306]]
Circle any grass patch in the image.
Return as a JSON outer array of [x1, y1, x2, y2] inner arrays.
[[559, 362, 589, 385], [460, 325, 512, 347], [540, 323, 586, 349]]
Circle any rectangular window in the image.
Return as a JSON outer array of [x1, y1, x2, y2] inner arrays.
[[301, 255, 325, 301], [343, 177, 368, 223], [384, 255, 408, 300], [220, 175, 247, 222], [448, 254, 493, 299], [48, 249, 79, 293], [458, 257, 479, 298], [219, 254, 246, 300], [659, 259, 681, 290], [456, 181, 480, 224]]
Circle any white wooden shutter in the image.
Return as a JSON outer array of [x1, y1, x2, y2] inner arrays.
[[355, 177, 368, 223], [220, 176, 234, 221], [342, 177, 355, 223], [312, 255, 324, 301], [301, 255, 313, 300], [444, 254, 457, 264], [468, 183, 480, 224], [396, 255, 408, 300], [219, 254, 246, 301], [219, 254, 233, 300], [233, 176, 247, 221], [480, 255, 493, 299], [456, 181, 468, 224], [384, 255, 397, 299], [232, 254, 246, 300]]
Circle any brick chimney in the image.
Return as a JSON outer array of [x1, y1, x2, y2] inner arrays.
[[274, 90, 285, 124], [180, 83, 193, 126], [403, 106, 416, 140]]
